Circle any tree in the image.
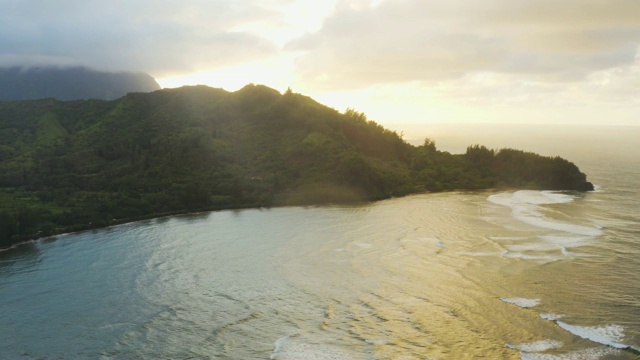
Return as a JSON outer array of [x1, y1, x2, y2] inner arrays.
[[466, 145, 495, 164], [423, 138, 437, 153], [344, 108, 367, 122]]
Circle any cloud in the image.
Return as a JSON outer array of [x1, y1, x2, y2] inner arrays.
[[288, 0, 640, 89], [0, 0, 288, 75]]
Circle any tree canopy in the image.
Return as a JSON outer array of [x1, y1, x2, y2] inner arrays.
[[0, 84, 593, 247]]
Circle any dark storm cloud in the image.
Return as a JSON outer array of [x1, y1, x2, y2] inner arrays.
[[0, 0, 284, 74]]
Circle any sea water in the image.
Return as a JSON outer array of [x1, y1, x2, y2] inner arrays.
[[0, 125, 638, 359]]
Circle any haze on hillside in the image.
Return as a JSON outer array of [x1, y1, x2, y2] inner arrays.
[[0, 67, 160, 101], [1, 0, 638, 128]]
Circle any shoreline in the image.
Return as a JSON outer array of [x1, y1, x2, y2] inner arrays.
[[2, 189, 431, 251], [0, 186, 593, 252], [0, 203, 260, 252]]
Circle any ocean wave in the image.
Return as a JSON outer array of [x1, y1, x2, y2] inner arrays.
[[556, 322, 628, 349], [536, 311, 638, 353], [457, 251, 506, 257], [271, 334, 355, 360], [500, 297, 540, 308], [519, 346, 620, 360], [505, 242, 558, 252], [502, 252, 563, 262], [538, 235, 593, 248], [506, 339, 563, 352], [488, 191, 574, 207], [539, 313, 563, 321], [536, 308, 636, 352], [488, 236, 530, 241], [488, 191, 603, 237]]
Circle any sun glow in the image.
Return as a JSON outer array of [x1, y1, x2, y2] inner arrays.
[[155, 0, 640, 127], [158, 0, 339, 92], [157, 54, 297, 92]]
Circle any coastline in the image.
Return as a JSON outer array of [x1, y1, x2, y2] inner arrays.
[[0, 185, 593, 252], [0, 203, 259, 252]]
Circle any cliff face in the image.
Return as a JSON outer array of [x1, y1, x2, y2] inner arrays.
[[0, 66, 161, 101]]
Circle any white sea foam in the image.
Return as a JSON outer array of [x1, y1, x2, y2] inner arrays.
[[556, 322, 628, 349], [505, 242, 558, 252], [488, 236, 530, 241], [364, 339, 387, 345], [271, 334, 354, 360], [539, 235, 593, 248], [506, 339, 563, 352], [502, 252, 562, 262], [488, 191, 557, 210], [488, 191, 603, 237], [500, 297, 540, 308], [515, 211, 601, 237], [519, 346, 620, 360], [538, 314, 629, 349], [540, 313, 563, 321], [0, 238, 41, 252], [510, 190, 574, 206], [354, 242, 372, 249], [487, 192, 518, 207], [457, 251, 506, 257], [434, 240, 445, 254], [272, 335, 294, 359]]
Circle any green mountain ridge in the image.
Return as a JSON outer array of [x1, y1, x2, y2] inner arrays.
[[0, 84, 593, 248]]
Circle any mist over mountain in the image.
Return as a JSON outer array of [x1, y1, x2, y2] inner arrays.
[[0, 66, 160, 101]]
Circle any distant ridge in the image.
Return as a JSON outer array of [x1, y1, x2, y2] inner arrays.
[[0, 66, 161, 101]]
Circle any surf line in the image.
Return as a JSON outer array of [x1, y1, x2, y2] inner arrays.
[[501, 298, 639, 355], [537, 311, 639, 354]]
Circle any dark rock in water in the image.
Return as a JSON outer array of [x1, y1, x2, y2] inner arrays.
[[0, 66, 161, 101]]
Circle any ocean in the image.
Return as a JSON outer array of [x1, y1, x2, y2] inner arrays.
[[0, 125, 638, 359]]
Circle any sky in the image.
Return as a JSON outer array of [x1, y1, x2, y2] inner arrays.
[[2, 0, 639, 128]]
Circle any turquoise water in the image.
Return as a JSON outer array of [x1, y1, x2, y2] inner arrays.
[[1, 126, 638, 359]]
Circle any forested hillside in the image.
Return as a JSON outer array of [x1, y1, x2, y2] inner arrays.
[[0, 84, 593, 247]]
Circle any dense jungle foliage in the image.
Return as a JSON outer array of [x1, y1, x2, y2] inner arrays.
[[0, 84, 593, 247]]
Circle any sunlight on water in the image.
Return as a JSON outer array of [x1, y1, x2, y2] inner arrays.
[[0, 126, 639, 359]]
